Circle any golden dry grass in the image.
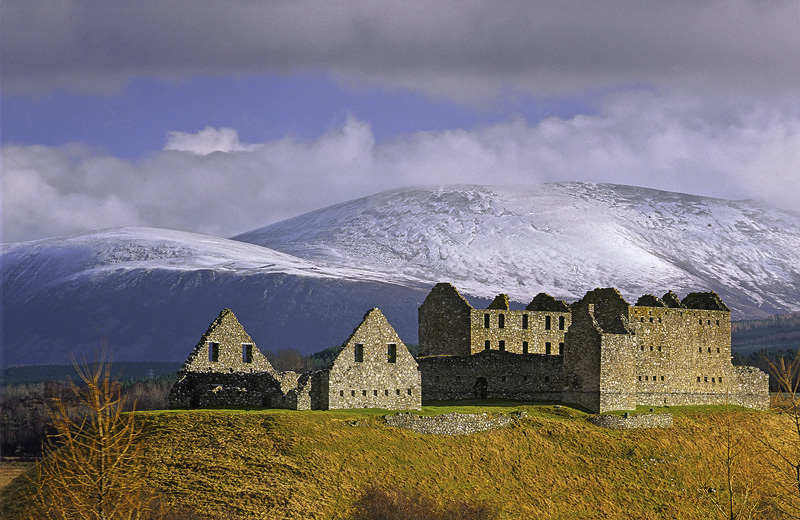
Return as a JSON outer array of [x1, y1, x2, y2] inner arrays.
[[3, 404, 795, 519]]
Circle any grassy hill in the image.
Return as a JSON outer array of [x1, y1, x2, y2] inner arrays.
[[4, 402, 795, 519]]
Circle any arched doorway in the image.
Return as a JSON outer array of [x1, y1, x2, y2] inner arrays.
[[473, 378, 488, 399]]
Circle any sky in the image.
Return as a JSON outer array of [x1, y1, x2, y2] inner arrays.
[[2, 1, 799, 243]]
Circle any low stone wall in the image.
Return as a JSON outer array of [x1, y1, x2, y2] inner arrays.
[[384, 411, 523, 435], [587, 412, 673, 429]]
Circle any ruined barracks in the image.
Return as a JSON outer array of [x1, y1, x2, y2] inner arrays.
[[169, 283, 769, 413]]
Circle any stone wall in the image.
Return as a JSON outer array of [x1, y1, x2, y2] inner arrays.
[[384, 411, 520, 435], [327, 308, 422, 410], [587, 412, 673, 429], [418, 283, 473, 357], [419, 350, 562, 402]]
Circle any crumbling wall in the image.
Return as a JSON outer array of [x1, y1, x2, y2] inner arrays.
[[418, 350, 562, 402]]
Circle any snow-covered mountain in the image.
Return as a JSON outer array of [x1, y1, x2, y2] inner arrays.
[[3, 183, 799, 366], [1, 228, 426, 366], [235, 182, 800, 317]]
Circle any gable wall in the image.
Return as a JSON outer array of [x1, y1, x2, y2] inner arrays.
[[327, 310, 421, 410]]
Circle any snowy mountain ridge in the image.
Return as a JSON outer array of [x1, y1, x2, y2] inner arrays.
[[2, 182, 798, 365], [234, 182, 800, 317]]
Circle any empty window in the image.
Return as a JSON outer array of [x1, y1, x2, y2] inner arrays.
[[498, 314, 505, 329], [484, 314, 490, 328], [699, 319, 703, 325], [649, 317, 654, 323], [407, 389, 412, 396], [546, 342, 551, 355], [659, 317, 662, 323], [523, 376, 528, 382], [340, 390, 344, 397], [396, 389, 401, 395], [708, 320, 711, 325], [522, 314, 529, 329], [435, 376, 440, 383], [699, 347, 703, 353], [650, 346, 653, 351], [704, 377, 708, 382], [716, 348, 720, 353], [559, 343, 564, 355], [242, 344, 253, 363], [354, 344, 364, 363], [387, 343, 397, 363], [719, 377, 723, 383], [711, 378, 715, 383], [362, 390, 367, 396], [484, 340, 491, 351], [351, 390, 356, 397], [385, 390, 389, 396], [652, 375, 656, 381], [644, 376, 648, 381], [522, 341, 529, 355], [544, 376, 550, 382], [456, 376, 461, 382], [499, 340, 505, 352], [660, 376, 664, 381], [708, 347, 711, 353], [638, 376, 642, 381], [657, 346, 662, 352], [208, 342, 219, 362], [641, 345, 645, 351], [559, 316, 565, 330], [716, 320, 720, 325], [697, 376, 701, 382], [545, 316, 552, 330], [373, 390, 378, 396]]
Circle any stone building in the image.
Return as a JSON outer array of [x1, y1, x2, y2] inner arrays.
[[169, 308, 421, 411], [419, 285, 769, 413], [419, 283, 571, 357], [171, 283, 768, 415]]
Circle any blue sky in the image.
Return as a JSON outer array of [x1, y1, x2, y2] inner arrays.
[[2, 1, 799, 242]]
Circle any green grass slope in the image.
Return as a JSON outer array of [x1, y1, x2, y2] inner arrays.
[[4, 404, 795, 519]]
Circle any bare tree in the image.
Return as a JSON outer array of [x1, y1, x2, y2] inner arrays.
[[23, 350, 161, 520], [762, 348, 800, 517]]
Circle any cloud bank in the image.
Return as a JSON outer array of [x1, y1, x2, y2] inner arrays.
[[4, 93, 798, 243], [2, 1, 798, 102]]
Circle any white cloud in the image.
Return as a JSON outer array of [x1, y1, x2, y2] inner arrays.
[[164, 127, 255, 155], [3, 94, 799, 243]]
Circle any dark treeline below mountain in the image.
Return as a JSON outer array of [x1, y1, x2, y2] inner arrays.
[[732, 311, 800, 352]]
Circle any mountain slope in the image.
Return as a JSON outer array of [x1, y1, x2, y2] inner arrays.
[[3, 183, 799, 366], [235, 182, 800, 318], [1, 228, 425, 365]]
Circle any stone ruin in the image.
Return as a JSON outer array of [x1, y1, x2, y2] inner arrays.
[[170, 283, 769, 414]]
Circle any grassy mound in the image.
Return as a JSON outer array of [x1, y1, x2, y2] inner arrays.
[[4, 403, 795, 519]]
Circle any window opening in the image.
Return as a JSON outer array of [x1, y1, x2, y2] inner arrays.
[[522, 341, 529, 355], [545, 316, 551, 330], [499, 340, 505, 352], [387, 343, 397, 363], [354, 344, 364, 362], [559, 342, 564, 355], [242, 344, 253, 363], [208, 342, 219, 363], [340, 390, 344, 397], [484, 314, 490, 328], [522, 314, 529, 329], [385, 389, 389, 396], [546, 342, 551, 355], [484, 340, 491, 351], [396, 389, 401, 395], [559, 316, 565, 330], [660, 376, 664, 381], [351, 390, 356, 397], [362, 390, 367, 396], [373, 390, 378, 396], [407, 389, 412, 396], [498, 314, 505, 329]]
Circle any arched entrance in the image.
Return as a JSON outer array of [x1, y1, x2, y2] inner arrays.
[[473, 378, 488, 399]]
